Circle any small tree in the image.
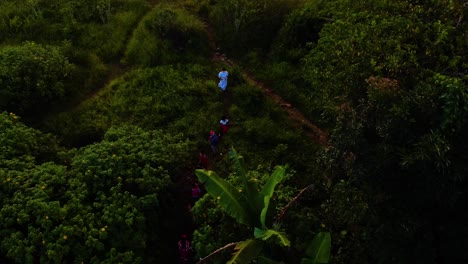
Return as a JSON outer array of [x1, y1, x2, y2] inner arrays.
[[195, 147, 331, 263]]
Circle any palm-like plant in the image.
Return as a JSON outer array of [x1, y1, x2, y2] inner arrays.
[[195, 147, 330, 263]]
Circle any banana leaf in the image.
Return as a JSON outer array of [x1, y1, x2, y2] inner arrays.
[[254, 227, 290, 247], [229, 147, 263, 215], [301, 232, 331, 264], [196, 169, 252, 226], [259, 165, 286, 228], [227, 239, 263, 264]]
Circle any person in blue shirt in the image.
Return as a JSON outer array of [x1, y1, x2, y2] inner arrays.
[[218, 67, 229, 91], [208, 131, 219, 154]]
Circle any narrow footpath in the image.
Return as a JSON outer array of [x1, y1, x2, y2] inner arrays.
[[177, 21, 330, 264], [203, 22, 328, 146]]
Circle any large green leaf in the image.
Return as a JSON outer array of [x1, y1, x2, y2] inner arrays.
[[259, 166, 286, 228], [301, 232, 331, 264], [195, 169, 252, 225], [254, 228, 290, 247], [227, 239, 263, 264], [229, 147, 262, 215]]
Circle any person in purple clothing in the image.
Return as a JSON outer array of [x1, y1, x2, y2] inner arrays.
[[191, 183, 202, 206], [178, 234, 191, 263], [198, 150, 208, 169]]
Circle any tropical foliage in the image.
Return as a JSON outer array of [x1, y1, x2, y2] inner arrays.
[[0, 117, 192, 263], [1, 0, 467, 263], [195, 148, 330, 263], [230, 0, 468, 263]]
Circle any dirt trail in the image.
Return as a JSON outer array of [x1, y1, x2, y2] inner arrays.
[[203, 22, 328, 146], [239, 70, 328, 145]]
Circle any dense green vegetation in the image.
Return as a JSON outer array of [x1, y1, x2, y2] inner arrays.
[[124, 3, 210, 66], [194, 148, 331, 263], [0, 42, 73, 114], [1, 113, 191, 263], [1, 0, 467, 263]]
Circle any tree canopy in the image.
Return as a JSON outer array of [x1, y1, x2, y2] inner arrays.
[[0, 42, 73, 114]]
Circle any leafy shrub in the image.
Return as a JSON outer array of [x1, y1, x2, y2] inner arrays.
[[77, 8, 147, 61], [0, 124, 192, 263], [270, 0, 328, 62], [0, 42, 73, 115], [0, 112, 60, 164], [124, 4, 210, 67], [206, 0, 298, 56], [0, 0, 149, 59], [0, 0, 49, 41]]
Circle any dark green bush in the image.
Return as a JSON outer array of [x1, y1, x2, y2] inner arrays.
[[77, 8, 148, 61], [270, 0, 328, 63], [0, 42, 73, 115], [0, 123, 192, 263], [123, 4, 210, 67], [206, 0, 298, 56], [0, 112, 60, 163]]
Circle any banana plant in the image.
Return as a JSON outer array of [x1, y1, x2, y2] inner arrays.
[[195, 147, 331, 263], [301, 232, 331, 264]]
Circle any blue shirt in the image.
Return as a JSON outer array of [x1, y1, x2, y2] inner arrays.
[[218, 70, 229, 90]]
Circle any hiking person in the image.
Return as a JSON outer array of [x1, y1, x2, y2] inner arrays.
[[209, 131, 219, 154], [198, 150, 208, 169], [178, 234, 191, 264], [191, 183, 202, 206], [218, 67, 229, 91], [219, 116, 229, 136]]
